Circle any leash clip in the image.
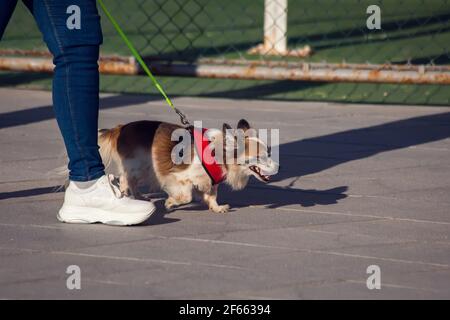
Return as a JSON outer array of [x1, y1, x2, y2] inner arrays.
[[174, 107, 191, 126]]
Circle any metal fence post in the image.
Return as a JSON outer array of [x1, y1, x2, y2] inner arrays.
[[264, 0, 288, 54]]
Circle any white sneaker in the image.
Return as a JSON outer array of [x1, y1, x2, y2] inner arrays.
[[57, 174, 155, 226]]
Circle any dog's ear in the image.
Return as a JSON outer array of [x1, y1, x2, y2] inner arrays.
[[223, 123, 235, 149], [237, 119, 251, 131], [223, 123, 232, 133]]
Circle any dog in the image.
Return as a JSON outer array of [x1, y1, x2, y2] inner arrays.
[[98, 119, 279, 213]]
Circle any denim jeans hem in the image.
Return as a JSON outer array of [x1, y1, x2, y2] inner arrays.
[[69, 170, 105, 182]]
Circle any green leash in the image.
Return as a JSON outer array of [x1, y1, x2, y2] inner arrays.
[[97, 0, 190, 126]]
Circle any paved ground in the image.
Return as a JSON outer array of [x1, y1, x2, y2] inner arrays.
[[0, 87, 449, 299]]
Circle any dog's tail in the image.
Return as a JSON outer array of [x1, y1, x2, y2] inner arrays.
[[49, 162, 70, 192], [49, 126, 122, 191], [98, 126, 122, 171]]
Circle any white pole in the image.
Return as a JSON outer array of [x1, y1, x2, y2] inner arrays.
[[264, 0, 287, 54]]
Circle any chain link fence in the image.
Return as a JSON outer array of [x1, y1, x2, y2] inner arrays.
[[0, 0, 449, 104]]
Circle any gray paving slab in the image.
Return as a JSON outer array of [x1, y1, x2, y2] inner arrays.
[[0, 88, 449, 299]]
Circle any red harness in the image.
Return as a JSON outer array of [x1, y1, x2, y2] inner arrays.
[[192, 127, 227, 185]]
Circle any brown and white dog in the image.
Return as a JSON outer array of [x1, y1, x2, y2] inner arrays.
[[98, 119, 279, 213]]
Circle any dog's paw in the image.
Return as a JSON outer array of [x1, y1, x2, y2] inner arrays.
[[165, 197, 178, 210], [120, 187, 131, 197], [211, 204, 230, 213]]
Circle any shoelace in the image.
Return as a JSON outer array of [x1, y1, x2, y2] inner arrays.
[[106, 174, 124, 198]]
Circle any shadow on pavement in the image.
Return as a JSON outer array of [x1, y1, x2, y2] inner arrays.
[[0, 186, 62, 200], [0, 93, 158, 130], [221, 111, 450, 209], [222, 186, 348, 210], [1, 112, 449, 213], [139, 199, 181, 226]]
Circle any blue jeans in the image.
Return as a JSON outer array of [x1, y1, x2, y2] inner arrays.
[[1, 0, 105, 181]]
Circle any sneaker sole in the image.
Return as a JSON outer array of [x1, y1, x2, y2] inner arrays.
[[57, 203, 156, 226]]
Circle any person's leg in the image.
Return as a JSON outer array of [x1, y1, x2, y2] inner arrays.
[[0, 0, 19, 39], [27, 0, 104, 182], [24, 0, 155, 225]]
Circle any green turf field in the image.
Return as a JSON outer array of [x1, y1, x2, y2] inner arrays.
[[0, 0, 449, 105]]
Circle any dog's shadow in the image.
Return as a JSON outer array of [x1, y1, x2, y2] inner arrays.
[[139, 198, 181, 226], [160, 183, 348, 213], [168, 111, 450, 213], [225, 184, 348, 209]]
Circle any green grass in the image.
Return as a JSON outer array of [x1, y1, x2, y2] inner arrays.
[[0, 0, 449, 105]]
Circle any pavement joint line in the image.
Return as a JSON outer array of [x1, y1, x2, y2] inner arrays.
[[1, 232, 449, 270], [0, 210, 447, 247], [293, 218, 388, 231], [83, 278, 128, 286], [0, 277, 58, 287], [165, 236, 450, 269], [18, 275, 416, 296], [0, 222, 61, 230], [193, 278, 367, 299], [0, 246, 248, 271], [2, 216, 448, 248], [380, 186, 450, 199], [0, 220, 349, 238], [6, 213, 450, 249], [296, 249, 450, 269], [346, 193, 450, 206], [1, 276, 133, 287], [0, 218, 383, 247], [0, 217, 384, 239], [344, 279, 444, 293], [238, 276, 445, 294], [260, 205, 450, 226], [0, 216, 380, 244]]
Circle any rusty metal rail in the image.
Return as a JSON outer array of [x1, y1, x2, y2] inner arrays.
[[1, 52, 449, 85]]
